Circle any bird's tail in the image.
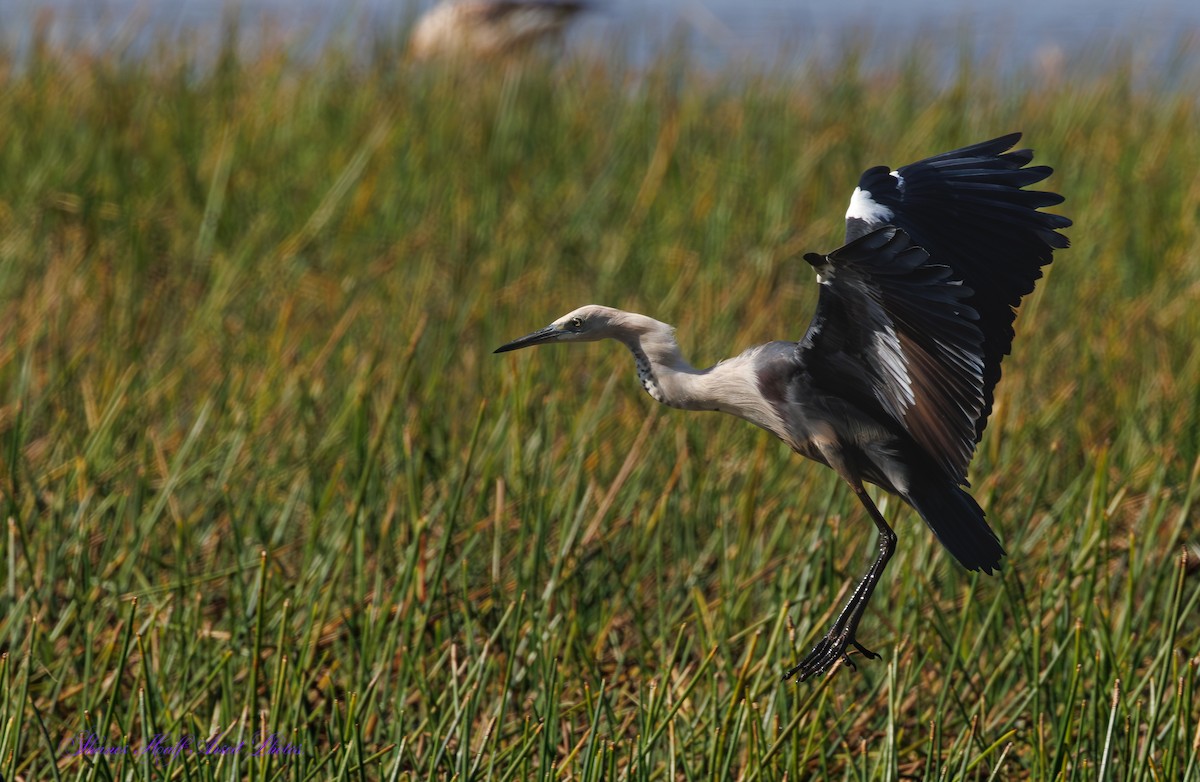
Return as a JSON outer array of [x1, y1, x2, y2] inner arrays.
[[904, 478, 1005, 574]]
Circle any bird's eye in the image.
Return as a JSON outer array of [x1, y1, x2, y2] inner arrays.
[[570, 317, 583, 330]]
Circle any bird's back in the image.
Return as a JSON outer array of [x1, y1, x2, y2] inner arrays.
[[756, 337, 1007, 573]]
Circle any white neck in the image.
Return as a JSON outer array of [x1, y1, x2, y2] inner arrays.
[[613, 313, 786, 436]]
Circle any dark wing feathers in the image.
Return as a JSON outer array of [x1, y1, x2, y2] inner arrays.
[[798, 227, 985, 482], [479, 1, 589, 23], [842, 133, 1071, 444]]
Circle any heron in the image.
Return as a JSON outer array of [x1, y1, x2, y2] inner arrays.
[[495, 133, 1070, 681], [410, 1, 590, 62]]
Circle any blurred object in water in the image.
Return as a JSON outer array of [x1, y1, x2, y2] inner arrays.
[[410, 0, 590, 61]]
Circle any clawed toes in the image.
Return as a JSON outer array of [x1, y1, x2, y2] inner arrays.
[[784, 636, 882, 682], [852, 641, 880, 660]]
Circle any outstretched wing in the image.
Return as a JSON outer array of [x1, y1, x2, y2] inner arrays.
[[843, 133, 1071, 441], [797, 227, 985, 483]]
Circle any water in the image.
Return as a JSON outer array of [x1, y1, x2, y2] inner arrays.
[[5, 0, 1199, 76]]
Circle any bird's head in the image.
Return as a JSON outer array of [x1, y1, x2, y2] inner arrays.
[[494, 305, 624, 353]]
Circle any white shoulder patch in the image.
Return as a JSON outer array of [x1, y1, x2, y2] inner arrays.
[[846, 187, 894, 224]]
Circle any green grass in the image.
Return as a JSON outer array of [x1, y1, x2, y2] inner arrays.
[[1, 22, 1199, 781]]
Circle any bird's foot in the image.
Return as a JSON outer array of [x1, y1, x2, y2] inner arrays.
[[782, 634, 880, 682]]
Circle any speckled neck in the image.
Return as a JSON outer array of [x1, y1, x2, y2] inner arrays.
[[631, 345, 666, 403]]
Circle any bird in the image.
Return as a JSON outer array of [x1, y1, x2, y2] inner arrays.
[[410, 1, 590, 62], [495, 133, 1071, 681]]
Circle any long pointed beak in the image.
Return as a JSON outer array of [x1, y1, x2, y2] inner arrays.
[[494, 325, 561, 353]]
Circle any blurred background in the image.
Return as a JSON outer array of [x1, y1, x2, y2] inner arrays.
[[7, 0, 1200, 76], [2, 1, 1199, 780]]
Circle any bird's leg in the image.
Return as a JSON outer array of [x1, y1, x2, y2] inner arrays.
[[783, 486, 896, 682]]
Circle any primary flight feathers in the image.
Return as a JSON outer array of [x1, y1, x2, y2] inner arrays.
[[844, 133, 1072, 443]]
